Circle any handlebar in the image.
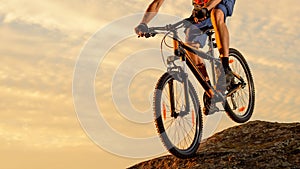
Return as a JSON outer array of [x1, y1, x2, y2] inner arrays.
[[141, 18, 191, 38]]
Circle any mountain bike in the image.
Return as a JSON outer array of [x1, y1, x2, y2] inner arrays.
[[139, 19, 255, 158]]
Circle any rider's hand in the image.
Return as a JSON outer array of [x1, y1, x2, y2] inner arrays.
[[192, 8, 210, 23], [134, 23, 149, 37]]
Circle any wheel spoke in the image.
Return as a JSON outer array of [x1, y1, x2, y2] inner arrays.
[[154, 73, 202, 157], [225, 49, 255, 123]]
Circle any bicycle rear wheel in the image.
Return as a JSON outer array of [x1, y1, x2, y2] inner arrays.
[[224, 48, 255, 123], [153, 72, 202, 158]]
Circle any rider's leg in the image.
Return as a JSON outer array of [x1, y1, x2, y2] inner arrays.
[[186, 42, 213, 95], [203, 1, 236, 115], [211, 8, 229, 66], [211, 8, 234, 89], [187, 43, 210, 81]]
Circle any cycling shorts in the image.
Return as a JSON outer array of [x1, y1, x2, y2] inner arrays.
[[186, 0, 236, 47], [218, 0, 236, 17]]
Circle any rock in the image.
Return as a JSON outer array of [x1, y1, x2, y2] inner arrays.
[[129, 120, 300, 169]]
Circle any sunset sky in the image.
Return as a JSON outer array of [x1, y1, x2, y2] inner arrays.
[[0, 0, 299, 168]]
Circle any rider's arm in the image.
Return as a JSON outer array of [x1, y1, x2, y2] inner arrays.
[[140, 0, 165, 24]]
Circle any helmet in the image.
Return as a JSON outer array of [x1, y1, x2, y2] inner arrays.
[[193, 0, 208, 5]]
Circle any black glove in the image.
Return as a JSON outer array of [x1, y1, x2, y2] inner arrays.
[[192, 8, 210, 20], [186, 15, 196, 23], [135, 23, 148, 36]]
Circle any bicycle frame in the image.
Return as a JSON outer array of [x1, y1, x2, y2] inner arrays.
[[168, 29, 222, 114]]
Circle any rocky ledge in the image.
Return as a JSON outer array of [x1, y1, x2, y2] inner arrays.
[[129, 120, 300, 169]]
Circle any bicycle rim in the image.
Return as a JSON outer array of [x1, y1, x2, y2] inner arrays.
[[225, 48, 255, 123], [154, 72, 202, 158]]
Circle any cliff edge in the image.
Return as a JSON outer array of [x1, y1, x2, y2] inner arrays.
[[129, 120, 300, 169]]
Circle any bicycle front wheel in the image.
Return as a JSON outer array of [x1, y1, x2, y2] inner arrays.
[[153, 72, 202, 158], [224, 48, 255, 123]]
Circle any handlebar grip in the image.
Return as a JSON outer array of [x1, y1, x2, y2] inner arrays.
[[137, 32, 157, 38], [144, 33, 152, 38], [144, 33, 150, 38]]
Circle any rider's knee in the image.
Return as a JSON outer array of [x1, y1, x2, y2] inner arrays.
[[212, 9, 225, 25]]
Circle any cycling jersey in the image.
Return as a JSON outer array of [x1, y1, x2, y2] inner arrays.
[[187, 0, 236, 48], [193, 0, 209, 5]]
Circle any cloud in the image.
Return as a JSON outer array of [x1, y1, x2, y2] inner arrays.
[[0, 0, 153, 37], [0, 6, 88, 149], [230, 0, 300, 60], [1, 1, 99, 36]]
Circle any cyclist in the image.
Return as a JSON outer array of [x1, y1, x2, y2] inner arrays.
[[135, 0, 235, 115]]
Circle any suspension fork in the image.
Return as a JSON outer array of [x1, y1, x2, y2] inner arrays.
[[168, 79, 177, 117], [182, 61, 191, 113], [172, 33, 190, 113]]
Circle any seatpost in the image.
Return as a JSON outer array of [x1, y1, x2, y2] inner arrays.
[[207, 30, 217, 85]]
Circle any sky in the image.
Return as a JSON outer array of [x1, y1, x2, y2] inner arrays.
[[0, 0, 299, 168]]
